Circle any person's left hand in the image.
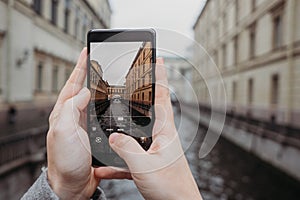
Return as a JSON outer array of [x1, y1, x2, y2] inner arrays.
[[47, 48, 131, 200]]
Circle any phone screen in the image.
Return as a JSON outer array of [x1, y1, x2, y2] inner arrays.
[[87, 30, 156, 167]]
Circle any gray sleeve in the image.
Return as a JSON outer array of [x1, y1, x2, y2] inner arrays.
[[21, 167, 107, 200]]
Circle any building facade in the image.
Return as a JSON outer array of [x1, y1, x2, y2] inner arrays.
[[90, 60, 109, 101], [90, 60, 109, 116], [0, 0, 111, 106], [193, 0, 300, 128], [125, 42, 153, 117], [108, 85, 125, 99], [164, 57, 194, 104]]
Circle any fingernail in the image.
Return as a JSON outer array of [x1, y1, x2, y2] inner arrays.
[[78, 87, 89, 95], [109, 133, 120, 144]]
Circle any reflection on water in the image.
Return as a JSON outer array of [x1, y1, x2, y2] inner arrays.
[[188, 125, 300, 200]]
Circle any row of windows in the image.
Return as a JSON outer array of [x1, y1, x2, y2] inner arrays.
[[230, 74, 280, 106], [198, 1, 285, 70], [132, 91, 152, 102], [203, 0, 263, 41], [216, 10, 283, 70], [32, 0, 101, 42], [108, 88, 125, 94], [36, 62, 72, 93], [198, 72, 280, 108]]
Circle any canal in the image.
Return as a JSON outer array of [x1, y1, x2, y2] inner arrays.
[[97, 100, 152, 138], [100, 107, 300, 200]]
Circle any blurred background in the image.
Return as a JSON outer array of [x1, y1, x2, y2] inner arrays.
[[0, 0, 300, 199]]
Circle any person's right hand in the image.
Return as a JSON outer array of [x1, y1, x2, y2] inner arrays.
[[95, 59, 202, 200]]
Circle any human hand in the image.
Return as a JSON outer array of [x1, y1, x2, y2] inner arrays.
[[96, 58, 202, 200], [47, 48, 131, 200]]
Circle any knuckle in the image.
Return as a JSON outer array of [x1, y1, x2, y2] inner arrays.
[[115, 134, 131, 148]]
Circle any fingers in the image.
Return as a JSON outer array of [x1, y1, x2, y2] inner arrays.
[[155, 58, 171, 105], [94, 167, 132, 180], [153, 58, 175, 138], [53, 87, 90, 130], [57, 48, 88, 105], [109, 133, 146, 167], [72, 87, 91, 112]]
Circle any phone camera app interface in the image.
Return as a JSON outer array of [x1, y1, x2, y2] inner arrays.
[[89, 40, 154, 166]]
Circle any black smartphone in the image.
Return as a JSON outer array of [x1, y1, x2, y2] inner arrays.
[[87, 29, 156, 167]]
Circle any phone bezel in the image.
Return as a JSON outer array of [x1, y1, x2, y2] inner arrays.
[[87, 29, 156, 167]]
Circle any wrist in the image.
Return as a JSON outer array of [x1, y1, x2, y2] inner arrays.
[[47, 169, 91, 200]]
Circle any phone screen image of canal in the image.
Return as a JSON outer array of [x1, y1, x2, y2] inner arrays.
[[98, 99, 152, 138], [100, 106, 300, 200]]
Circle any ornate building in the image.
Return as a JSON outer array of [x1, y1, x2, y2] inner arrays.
[[125, 42, 153, 117], [108, 85, 125, 99], [193, 0, 300, 128], [0, 0, 111, 127], [90, 60, 109, 115], [90, 60, 109, 101]]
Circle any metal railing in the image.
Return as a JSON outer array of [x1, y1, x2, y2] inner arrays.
[[181, 103, 300, 149], [0, 125, 48, 175]]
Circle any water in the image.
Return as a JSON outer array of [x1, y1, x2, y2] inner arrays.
[[187, 122, 300, 200]]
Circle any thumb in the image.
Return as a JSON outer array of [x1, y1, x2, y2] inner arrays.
[[72, 87, 91, 111], [109, 133, 146, 166]]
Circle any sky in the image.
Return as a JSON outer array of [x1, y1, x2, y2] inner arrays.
[[109, 0, 206, 42], [91, 42, 142, 85]]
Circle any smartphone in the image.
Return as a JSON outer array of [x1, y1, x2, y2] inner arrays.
[[87, 29, 156, 167]]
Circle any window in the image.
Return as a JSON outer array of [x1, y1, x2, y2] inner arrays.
[[91, 20, 94, 29], [271, 74, 279, 105], [234, 35, 238, 64], [180, 68, 186, 76], [271, 2, 284, 49], [273, 15, 283, 49], [64, 0, 71, 33], [223, 12, 227, 34], [65, 67, 71, 82], [235, 0, 239, 25], [222, 44, 226, 69], [213, 50, 218, 66], [142, 92, 144, 101], [82, 15, 88, 41], [36, 62, 43, 92], [33, 0, 42, 15], [52, 66, 59, 92], [248, 78, 253, 104], [232, 81, 237, 103], [149, 91, 151, 102], [51, 0, 58, 25], [75, 7, 80, 38], [249, 23, 256, 59], [252, 0, 256, 12]]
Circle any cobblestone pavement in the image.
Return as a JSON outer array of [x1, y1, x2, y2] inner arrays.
[[100, 107, 300, 200]]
